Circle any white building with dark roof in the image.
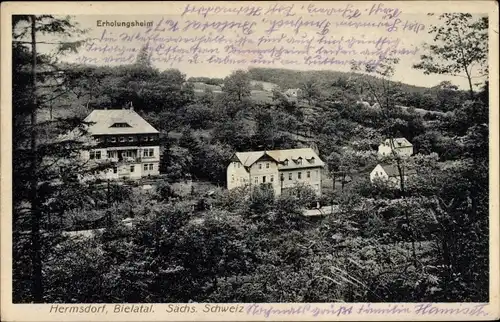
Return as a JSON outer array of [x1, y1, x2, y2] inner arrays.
[[378, 138, 413, 158], [370, 163, 417, 188], [284, 88, 302, 98], [227, 148, 324, 195], [80, 107, 160, 180]]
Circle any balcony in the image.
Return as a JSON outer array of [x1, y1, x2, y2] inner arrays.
[[107, 156, 143, 163]]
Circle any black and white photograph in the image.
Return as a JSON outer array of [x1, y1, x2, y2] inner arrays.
[[3, 1, 498, 319]]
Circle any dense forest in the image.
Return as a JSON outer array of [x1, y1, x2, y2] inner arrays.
[[12, 14, 489, 303]]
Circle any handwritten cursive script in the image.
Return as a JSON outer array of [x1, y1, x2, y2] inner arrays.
[[76, 2, 426, 70]]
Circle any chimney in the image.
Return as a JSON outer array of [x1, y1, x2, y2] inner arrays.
[[129, 101, 134, 111]]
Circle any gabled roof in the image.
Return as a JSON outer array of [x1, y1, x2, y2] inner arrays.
[[378, 163, 417, 177], [382, 137, 412, 148], [83, 109, 159, 135], [234, 151, 278, 167], [233, 148, 324, 169]]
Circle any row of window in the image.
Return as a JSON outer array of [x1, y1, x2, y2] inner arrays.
[[100, 163, 155, 174], [95, 136, 156, 143], [232, 170, 319, 184], [287, 170, 314, 180], [233, 158, 317, 169], [258, 163, 270, 169], [89, 149, 155, 160], [252, 171, 317, 184], [283, 157, 315, 166], [254, 174, 275, 184]]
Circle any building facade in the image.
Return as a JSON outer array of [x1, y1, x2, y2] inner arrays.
[[227, 148, 324, 196], [284, 88, 302, 97], [370, 163, 417, 188], [378, 138, 413, 158], [79, 108, 160, 181]]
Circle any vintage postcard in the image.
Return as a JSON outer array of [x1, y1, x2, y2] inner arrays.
[[1, 1, 499, 321]]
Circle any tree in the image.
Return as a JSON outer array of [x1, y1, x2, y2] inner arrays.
[[253, 108, 278, 150], [180, 103, 215, 130], [351, 58, 419, 264], [299, 77, 321, 105], [413, 14, 488, 99], [12, 15, 91, 302], [222, 70, 251, 102], [135, 43, 152, 68], [199, 87, 215, 106]]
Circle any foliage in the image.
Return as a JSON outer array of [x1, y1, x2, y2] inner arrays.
[[12, 13, 490, 304], [222, 70, 252, 102], [413, 14, 488, 97]]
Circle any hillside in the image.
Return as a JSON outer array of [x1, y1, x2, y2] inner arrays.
[[247, 67, 432, 94]]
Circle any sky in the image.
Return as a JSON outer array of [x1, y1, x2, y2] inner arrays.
[[31, 10, 488, 91]]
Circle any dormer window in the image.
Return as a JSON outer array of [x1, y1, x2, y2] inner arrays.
[[110, 137, 116, 143], [128, 136, 134, 142], [283, 159, 289, 166], [119, 137, 125, 142], [308, 157, 315, 164], [110, 122, 132, 128], [296, 157, 303, 165]]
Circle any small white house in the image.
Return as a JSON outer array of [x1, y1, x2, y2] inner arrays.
[[378, 138, 413, 158], [285, 88, 302, 97], [370, 163, 417, 188]]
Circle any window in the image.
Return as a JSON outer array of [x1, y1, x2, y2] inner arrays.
[[110, 137, 116, 143], [95, 137, 101, 143], [95, 151, 101, 159], [128, 136, 134, 142], [262, 176, 266, 183], [270, 175, 274, 182], [298, 172, 302, 179], [143, 137, 148, 142], [289, 173, 292, 180], [130, 165, 135, 172], [238, 163, 241, 168], [266, 163, 269, 169], [297, 157, 303, 165], [143, 148, 154, 158], [232, 175, 235, 182], [144, 164, 149, 171], [89, 151, 95, 159], [254, 177, 258, 184], [107, 151, 114, 159], [113, 167, 117, 174], [110, 122, 131, 128], [283, 159, 288, 166], [149, 136, 154, 141], [149, 164, 154, 171], [259, 163, 262, 169], [119, 137, 125, 142], [307, 171, 311, 178], [309, 157, 315, 164]]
